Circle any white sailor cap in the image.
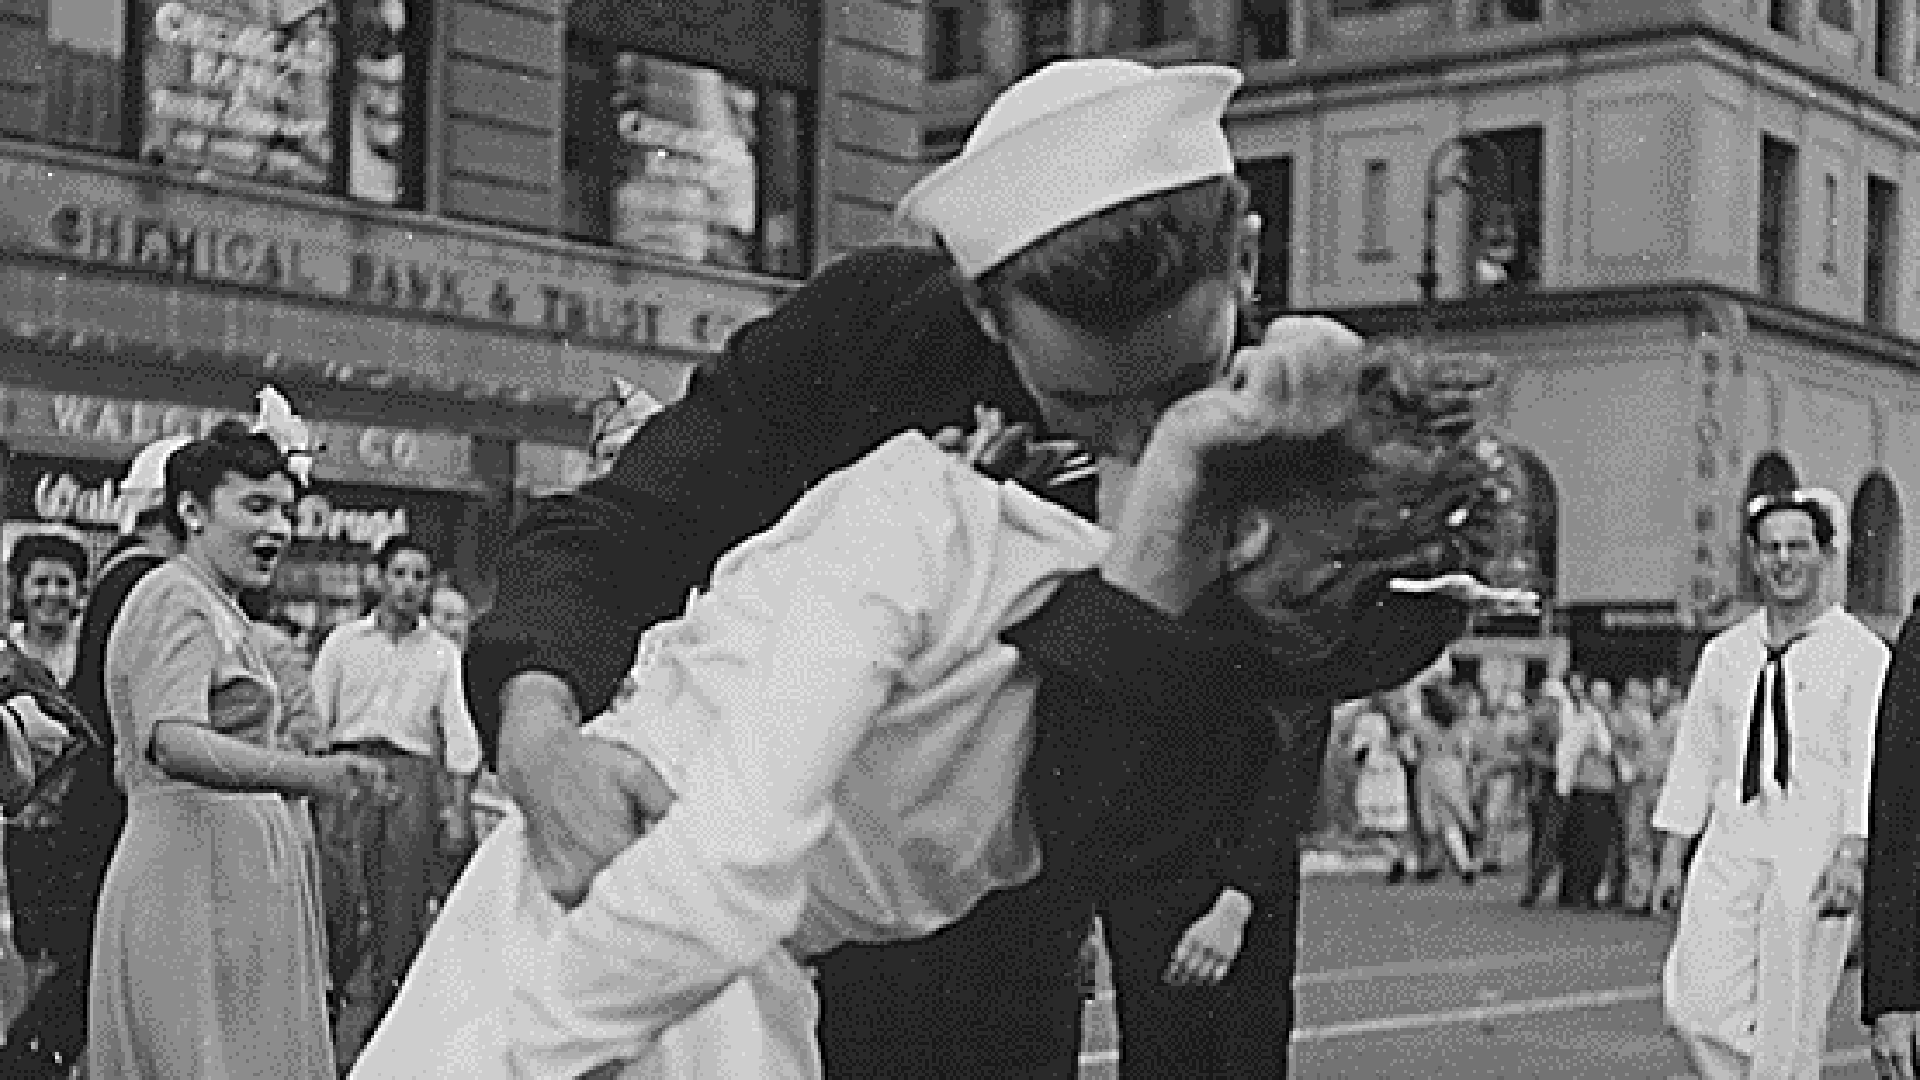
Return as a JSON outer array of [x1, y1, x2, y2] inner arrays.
[[897, 59, 1242, 281]]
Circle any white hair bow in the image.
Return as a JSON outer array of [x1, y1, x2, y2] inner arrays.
[[252, 386, 319, 485]]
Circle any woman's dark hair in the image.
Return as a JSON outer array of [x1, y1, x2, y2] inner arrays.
[[971, 174, 1250, 336], [7, 532, 90, 589], [162, 419, 302, 542]]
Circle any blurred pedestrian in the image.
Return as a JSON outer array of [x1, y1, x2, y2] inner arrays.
[[1348, 694, 1414, 880], [1555, 677, 1621, 908], [1475, 687, 1530, 875], [89, 411, 392, 1079], [1611, 676, 1660, 914], [1413, 684, 1479, 883], [312, 535, 480, 1028], [426, 584, 472, 653], [1519, 679, 1567, 907], [1653, 489, 1886, 1079]]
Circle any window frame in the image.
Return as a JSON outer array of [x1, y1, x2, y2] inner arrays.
[[1757, 135, 1798, 301], [103, 0, 432, 207], [928, 2, 986, 81], [1359, 157, 1392, 258], [1864, 173, 1899, 328], [1023, 0, 1073, 68], [1242, 154, 1293, 310], [1465, 124, 1544, 295], [560, 33, 816, 280], [1239, 0, 1292, 60]]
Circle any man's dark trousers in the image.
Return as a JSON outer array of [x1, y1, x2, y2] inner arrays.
[[1102, 863, 1299, 1078], [813, 872, 1095, 1078]]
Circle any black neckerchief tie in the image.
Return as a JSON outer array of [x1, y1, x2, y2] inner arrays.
[[1742, 633, 1805, 803]]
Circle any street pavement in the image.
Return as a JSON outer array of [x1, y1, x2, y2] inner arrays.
[[0, 865, 1877, 1077], [1078, 870, 1876, 1078]]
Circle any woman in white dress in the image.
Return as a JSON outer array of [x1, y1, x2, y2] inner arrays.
[[352, 339, 1523, 1079]]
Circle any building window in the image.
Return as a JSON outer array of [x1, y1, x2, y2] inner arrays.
[[1360, 158, 1391, 256], [1770, 0, 1797, 33], [1113, 0, 1183, 49], [1024, 0, 1073, 69], [134, 0, 427, 204], [1757, 135, 1797, 300], [1819, 0, 1854, 29], [1848, 471, 1904, 615], [928, 2, 985, 80], [1467, 125, 1543, 293], [1876, 0, 1904, 77], [1866, 174, 1899, 328], [1331, 0, 1425, 15], [1822, 172, 1840, 274], [1240, 0, 1291, 60], [14, 0, 131, 152], [0, 0, 425, 202], [1477, 0, 1541, 25], [1243, 155, 1292, 310], [563, 40, 810, 278]]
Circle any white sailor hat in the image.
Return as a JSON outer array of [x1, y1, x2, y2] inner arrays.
[[119, 434, 192, 534], [1745, 487, 1847, 549], [897, 59, 1242, 281]]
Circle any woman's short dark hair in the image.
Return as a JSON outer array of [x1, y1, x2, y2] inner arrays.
[[163, 419, 302, 542], [972, 174, 1250, 335], [7, 532, 90, 588]]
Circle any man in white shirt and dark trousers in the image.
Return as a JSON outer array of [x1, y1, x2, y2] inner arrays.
[[314, 534, 481, 1023], [1651, 489, 1890, 1079]]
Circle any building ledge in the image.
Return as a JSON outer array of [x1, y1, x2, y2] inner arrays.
[[0, 137, 805, 304], [1299, 282, 1920, 370], [1232, 1, 1920, 129]]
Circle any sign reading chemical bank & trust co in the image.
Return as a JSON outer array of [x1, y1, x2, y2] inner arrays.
[[5, 160, 777, 355]]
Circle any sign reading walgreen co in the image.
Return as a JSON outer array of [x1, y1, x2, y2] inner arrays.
[[10, 163, 775, 355]]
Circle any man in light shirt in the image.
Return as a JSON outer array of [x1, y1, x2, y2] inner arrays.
[[314, 534, 481, 1023], [1651, 489, 1890, 1079]]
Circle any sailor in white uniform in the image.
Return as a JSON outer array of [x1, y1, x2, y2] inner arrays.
[[1652, 488, 1891, 1079]]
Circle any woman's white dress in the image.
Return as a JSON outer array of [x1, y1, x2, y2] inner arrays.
[[350, 433, 1108, 1079]]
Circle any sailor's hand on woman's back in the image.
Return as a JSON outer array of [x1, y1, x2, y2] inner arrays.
[[500, 670, 678, 908]]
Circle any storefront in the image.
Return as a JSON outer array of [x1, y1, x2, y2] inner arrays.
[[0, 382, 492, 644]]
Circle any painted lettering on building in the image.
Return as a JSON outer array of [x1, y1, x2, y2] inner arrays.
[[48, 206, 315, 290], [36, 192, 773, 354], [0, 387, 476, 490], [294, 493, 407, 549]]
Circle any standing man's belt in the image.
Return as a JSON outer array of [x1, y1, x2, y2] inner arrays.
[[329, 739, 415, 758]]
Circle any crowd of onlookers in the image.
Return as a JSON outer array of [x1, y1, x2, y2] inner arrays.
[[1326, 660, 1686, 912]]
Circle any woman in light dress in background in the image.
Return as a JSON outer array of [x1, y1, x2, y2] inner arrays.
[[88, 414, 392, 1078]]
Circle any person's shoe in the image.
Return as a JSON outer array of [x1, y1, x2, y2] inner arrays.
[[1518, 888, 1539, 909], [1480, 861, 1504, 876], [1386, 863, 1408, 885], [1460, 870, 1478, 886], [1414, 868, 1444, 883]]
